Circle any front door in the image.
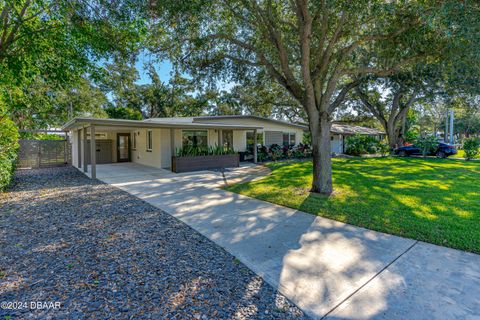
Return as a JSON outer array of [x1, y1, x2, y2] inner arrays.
[[117, 133, 130, 162]]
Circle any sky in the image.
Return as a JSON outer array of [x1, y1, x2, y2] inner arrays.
[[133, 50, 236, 91], [134, 51, 173, 85]]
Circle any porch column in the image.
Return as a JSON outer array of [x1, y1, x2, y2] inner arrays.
[[218, 129, 222, 147], [90, 125, 96, 179], [253, 129, 258, 163], [64, 132, 68, 164], [82, 127, 87, 173], [170, 128, 175, 156], [77, 129, 82, 168]]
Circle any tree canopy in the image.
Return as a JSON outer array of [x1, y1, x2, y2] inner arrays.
[[0, 0, 147, 127]]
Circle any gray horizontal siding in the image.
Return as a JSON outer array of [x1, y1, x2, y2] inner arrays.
[[265, 131, 283, 146]]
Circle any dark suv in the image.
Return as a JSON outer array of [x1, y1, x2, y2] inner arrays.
[[394, 143, 457, 158]]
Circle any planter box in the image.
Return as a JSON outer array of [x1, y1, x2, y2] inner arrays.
[[172, 153, 240, 173]]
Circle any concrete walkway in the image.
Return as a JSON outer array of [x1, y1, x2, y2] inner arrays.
[[92, 163, 480, 319]]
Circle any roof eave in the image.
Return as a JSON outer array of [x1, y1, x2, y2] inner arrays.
[[62, 117, 262, 131], [194, 115, 308, 130]]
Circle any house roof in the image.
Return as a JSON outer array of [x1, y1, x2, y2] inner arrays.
[[191, 115, 308, 130], [331, 123, 384, 136], [62, 116, 383, 136], [61, 117, 262, 131]]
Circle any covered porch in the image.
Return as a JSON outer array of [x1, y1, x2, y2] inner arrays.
[[62, 117, 262, 179]]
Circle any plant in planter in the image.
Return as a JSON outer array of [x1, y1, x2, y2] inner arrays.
[[176, 145, 235, 157]]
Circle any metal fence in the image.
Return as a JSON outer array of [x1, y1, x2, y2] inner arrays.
[[17, 139, 71, 169]]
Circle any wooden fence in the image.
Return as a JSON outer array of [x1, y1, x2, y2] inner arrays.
[[17, 139, 71, 169]]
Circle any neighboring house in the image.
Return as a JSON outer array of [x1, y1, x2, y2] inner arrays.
[[61, 115, 383, 177], [330, 123, 385, 154]]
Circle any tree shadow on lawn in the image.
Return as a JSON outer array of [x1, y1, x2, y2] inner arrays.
[[261, 157, 480, 253], [0, 167, 306, 320]]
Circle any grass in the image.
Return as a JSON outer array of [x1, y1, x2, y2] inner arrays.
[[225, 157, 480, 253]]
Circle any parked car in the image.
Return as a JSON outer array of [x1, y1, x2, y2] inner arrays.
[[394, 143, 457, 158]]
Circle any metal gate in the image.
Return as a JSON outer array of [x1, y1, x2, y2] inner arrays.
[[17, 139, 71, 168]]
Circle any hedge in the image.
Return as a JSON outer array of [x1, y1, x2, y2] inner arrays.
[[0, 115, 19, 191]]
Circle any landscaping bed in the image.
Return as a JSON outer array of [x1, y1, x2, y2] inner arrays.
[[226, 157, 480, 253], [0, 167, 306, 319], [172, 154, 239, 173]]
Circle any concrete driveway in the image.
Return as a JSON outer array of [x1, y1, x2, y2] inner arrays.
[[91, 163, 480, 319]]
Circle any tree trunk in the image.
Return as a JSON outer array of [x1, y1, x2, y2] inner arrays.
[[310, 113, 333, 195], [384, 123, 397, 148]]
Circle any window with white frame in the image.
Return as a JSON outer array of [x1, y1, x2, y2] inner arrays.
[[282, 132, 296, 146], [132, 132, 137, 150], [146, 130, 153, 151]]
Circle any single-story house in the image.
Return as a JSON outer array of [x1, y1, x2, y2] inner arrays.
[[61, 115, 383, 178], [330, 123, 384, 154]]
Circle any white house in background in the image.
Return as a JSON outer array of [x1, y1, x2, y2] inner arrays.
[[330, 123, 385, 154], [61, 115, 383, 178]]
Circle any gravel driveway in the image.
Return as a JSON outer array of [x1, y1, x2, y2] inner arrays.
[[0, 167, 306, 320]]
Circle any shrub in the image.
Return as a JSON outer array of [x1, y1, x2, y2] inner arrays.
[[0, 115, 19, 191], [176, 145, 235, 157], [268, 144, 284, 161], [415, 135, 438, 157], [463, 138, 480, 160], [253, 143, 312, 162], [377, 141, 391, 157], [345, 134, 380, 155], [404, 130, 419, 144], [257, 146, 268, 162]]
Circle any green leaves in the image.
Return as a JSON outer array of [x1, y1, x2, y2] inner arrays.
[[463, 138, 480, 161], [175, 145, 236, 157], [0, 0, 146, 128], [0, 104, 19, 190], [415, 135, 438, 157]]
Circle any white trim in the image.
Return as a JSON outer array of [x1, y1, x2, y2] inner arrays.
[[146, 130, 153, 151], [132, 132, 137, 150]]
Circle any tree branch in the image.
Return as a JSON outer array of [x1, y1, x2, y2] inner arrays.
[[327, 80, 360, 114]]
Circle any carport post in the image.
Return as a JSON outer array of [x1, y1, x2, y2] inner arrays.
[[253, 129, 258, 163], [90, 125, 96, 179], [170, 128, 175, 157], [218, 129, 222, 147], [82, 127, 87, 173]]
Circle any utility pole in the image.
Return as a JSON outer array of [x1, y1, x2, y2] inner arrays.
[[449, 108, 454, 145]]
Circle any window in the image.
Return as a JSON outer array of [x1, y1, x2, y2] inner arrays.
[[222, 130, 233, 149], [132, 132, 137, 150], [146, 130, 153, 151], [282, 132, 296, 146], [290, 133, 296, 146], [182, 130, 208, 148]]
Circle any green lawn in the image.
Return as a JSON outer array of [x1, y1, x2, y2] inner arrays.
[[226, 157, 480, 253]]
